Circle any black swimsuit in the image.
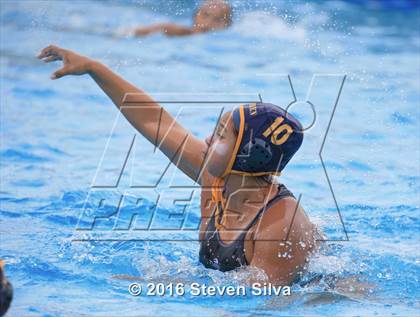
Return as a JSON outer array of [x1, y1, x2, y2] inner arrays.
[[199, 184, 295, 272]]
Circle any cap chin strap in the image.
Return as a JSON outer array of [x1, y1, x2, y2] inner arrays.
[[211, 177, 226, 230], [211, 104, 284, 230], [210, 105, 245, 230]]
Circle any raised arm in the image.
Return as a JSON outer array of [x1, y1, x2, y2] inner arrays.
[[37, 45, 207, 182]]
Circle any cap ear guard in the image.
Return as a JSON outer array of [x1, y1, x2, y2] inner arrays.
[[232, 107, 273, 171], [236, 138, 272, 172]]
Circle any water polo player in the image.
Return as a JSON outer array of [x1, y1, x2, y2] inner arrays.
[[130, 0, 232, 37], [37, 45, 321, 285]]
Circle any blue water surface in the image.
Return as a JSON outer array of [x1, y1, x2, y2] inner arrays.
[[0, 0, 419, 316]]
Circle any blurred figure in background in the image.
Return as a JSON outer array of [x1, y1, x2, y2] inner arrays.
[[0, 260, 12, 316], [131, 0, 232, 36]]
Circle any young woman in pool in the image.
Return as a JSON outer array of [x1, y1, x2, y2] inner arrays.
[[130, 0, 232, 37], [37, 45, 321, 285]]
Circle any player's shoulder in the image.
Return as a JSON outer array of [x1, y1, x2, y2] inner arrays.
[[253, 195, 298, 241]]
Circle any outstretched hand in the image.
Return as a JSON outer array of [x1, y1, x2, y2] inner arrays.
[[37, 45, 93, 79]]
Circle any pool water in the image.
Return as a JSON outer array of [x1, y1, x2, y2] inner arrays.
[[1, 0, 419, 316]]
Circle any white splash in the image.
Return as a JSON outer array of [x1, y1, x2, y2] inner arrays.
[[233, 11, 306, 42]]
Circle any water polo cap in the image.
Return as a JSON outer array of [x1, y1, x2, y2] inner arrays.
[[221, 102, 303, 177]]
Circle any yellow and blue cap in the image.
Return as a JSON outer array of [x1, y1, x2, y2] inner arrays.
[[222, 102, 303, 177]]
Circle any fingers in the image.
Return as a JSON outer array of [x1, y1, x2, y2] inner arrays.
[[51, 67, 68, 80], [37, 45, 56, 58], [37, 45, 64, 60], [37, 45, 67, 79], [42, 55, 61, 63]]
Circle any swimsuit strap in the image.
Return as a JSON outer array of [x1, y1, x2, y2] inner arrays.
[[244, 183, 294, 232], [211, 179, 294, 232]]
